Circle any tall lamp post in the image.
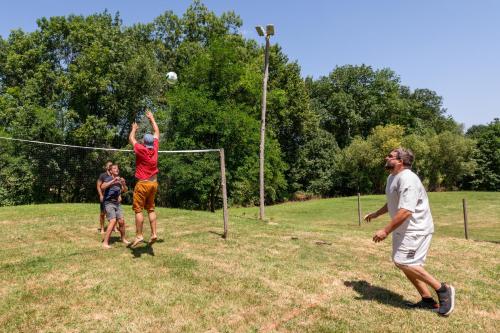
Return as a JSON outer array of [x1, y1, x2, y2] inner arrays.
[[255, 24, 274, 221]]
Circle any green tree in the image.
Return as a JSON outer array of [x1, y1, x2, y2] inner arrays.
[[424, 131, 476, 190], [289, 129, 341, 196], [308, 65, 461, 148], [337, 125, 404, 194], [465, 119, 500, 190]]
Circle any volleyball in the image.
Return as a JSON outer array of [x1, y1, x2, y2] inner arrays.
[[166, 71, 178, 84]]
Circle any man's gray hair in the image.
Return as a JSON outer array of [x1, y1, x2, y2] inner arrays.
[[393, 148, 414, 168]]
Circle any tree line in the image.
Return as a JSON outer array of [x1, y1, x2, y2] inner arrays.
[[0, 1, 498, 208]]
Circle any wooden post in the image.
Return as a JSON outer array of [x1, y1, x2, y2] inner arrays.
[[259, 35, 271, 221], [462, 198, 469, 240], [220, 149, 229, 239], [357, 193, 361, 226]]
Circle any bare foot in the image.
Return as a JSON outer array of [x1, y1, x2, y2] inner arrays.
[[122, 239, 131, 246], [102, 243, 112, 249]]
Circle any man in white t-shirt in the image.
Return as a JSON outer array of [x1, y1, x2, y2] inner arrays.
[[364, 148, 455, 316]]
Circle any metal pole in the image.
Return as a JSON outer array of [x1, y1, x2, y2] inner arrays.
[[462, 198, 469, 240], [219, 149, 229, 239], [357, 193, 361, 227], [259, 35, 270, 221]]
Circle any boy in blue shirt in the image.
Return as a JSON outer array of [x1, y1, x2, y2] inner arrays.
[[100, 164, 130, 249]]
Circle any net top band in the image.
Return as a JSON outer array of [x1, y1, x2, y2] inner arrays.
[[0, 136, 220, 154]]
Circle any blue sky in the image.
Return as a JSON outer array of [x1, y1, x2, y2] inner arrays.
[[1, 0, 499, 129]]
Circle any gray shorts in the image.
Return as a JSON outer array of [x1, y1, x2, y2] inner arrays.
[[104, 202, 123, 221], [392, 233, 432, 266]]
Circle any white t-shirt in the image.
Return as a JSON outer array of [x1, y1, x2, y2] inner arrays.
[[385, 169, 434, 235]]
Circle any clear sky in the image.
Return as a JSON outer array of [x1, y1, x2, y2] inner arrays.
[[1, 0, 499, 129]]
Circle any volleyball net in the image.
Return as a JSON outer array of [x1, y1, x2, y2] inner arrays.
[[0, 136, 228, 237]]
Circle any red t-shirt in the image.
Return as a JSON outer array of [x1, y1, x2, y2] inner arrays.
[[134, 138, 159, 180]]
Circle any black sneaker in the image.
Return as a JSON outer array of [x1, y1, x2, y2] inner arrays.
[[406, 298, 439, 311], [437, 283, 455, 316]]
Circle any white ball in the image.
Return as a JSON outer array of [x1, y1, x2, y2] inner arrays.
[[166, 71, 178, 84]]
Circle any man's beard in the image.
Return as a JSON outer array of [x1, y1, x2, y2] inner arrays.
[[384, 161, 394, 170]]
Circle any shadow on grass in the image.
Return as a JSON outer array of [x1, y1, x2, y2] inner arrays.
[[128, 239, 164, 258], [130, 244, 155, 258], [209, 230, 225, 238], [473, 239, 500, 244], [108, 236, 121, 245], [344, 280, 409, 309]]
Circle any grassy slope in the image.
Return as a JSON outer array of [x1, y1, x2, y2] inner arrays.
[[0, 192, 498, 332]]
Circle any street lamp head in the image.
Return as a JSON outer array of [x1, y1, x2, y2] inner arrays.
[[255, 26, 265, 37], [266, 24, 275, 36]]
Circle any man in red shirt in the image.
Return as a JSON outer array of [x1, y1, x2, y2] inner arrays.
[[129, 110, 160, 247]]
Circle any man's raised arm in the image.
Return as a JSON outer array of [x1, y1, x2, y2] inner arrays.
[[129, 122, 138, 146], [145, 110, 160, 139]]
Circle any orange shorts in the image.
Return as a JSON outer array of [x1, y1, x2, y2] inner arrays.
[[133, 181, 158, 213]]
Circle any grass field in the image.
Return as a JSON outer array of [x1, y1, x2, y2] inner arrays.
[[0, 192, 499, 332]]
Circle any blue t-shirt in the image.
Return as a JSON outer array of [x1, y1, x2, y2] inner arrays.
[[103, 174, 122, 203]]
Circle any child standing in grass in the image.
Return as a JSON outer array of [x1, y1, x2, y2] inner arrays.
[[100, 164, 130, 249]]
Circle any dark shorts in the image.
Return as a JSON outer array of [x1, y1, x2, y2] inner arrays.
[[100, 201, 105, 213]]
